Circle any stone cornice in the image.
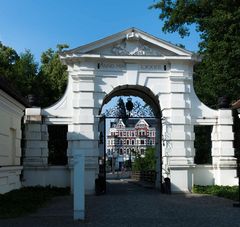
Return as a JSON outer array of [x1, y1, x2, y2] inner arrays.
[[60, 54, 199, 65]]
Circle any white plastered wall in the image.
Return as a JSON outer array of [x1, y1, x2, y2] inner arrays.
[[0, 90, 25, 193]]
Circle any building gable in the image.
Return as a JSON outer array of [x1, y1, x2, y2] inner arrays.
[[116, 119, 125, 129], [135, 119, 149, 129], [60, 28, 194, 60]]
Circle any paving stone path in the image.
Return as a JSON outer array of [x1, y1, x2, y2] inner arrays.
[[0, 179, 239, 227]]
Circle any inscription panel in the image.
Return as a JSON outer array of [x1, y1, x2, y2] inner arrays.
[[97, 62, 126, 70], [140, 64, 170, 71]]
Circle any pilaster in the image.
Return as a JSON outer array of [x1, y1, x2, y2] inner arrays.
[[211, 110, 237, 185], [23, 108, 49, 166], [68, 69, 100, 194], [164, 69, 195, 192]]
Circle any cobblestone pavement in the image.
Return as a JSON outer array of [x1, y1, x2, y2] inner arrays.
[[0, 179, 240, 227]]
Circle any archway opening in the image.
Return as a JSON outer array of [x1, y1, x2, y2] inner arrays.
[[96, 85, 162, 194], [100, 85, 162, 118]]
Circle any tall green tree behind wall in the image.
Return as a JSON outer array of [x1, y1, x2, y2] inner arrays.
[[0, 42, 68, 107], [14, 50, 38, 97], [0, 43, 38, 97], [37, 44, 68, 107], [0, 42, 19, 79], [151, 0, 240, 106]]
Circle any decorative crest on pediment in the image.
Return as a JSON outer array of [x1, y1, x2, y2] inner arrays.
[[111, 32, 163, 56], [126, 31, 140, 41], [112, 42, 162, 56]]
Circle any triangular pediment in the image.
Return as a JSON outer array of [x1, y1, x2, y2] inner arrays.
[[135, 119, 149, 128], [63, 28, 193, 57], [87, 38, 175, 56], [116, 119, 125, 128]]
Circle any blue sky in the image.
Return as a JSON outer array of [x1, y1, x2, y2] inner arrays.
[[0, 0, 201, 64]]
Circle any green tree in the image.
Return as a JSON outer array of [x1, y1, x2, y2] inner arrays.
[[13, 50, 38, 97], [117, 97, 127, 119], [133, 148, 156, 171], [151, 0, 240, 106], [0, 43, 38, 98], [0, 42, 19, 79], [0, 42, 69, 107], [37, 44, 69, 107]]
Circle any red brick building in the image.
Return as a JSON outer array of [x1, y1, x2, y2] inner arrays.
[[107, 118, 156, 167]]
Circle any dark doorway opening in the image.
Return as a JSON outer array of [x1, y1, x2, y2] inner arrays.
[[194, 125, 212, 164], [48, 125, 68, 165]]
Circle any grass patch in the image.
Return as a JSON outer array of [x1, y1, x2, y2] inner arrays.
[[193, 185, 239, 201], [0, 186, 70, 218]]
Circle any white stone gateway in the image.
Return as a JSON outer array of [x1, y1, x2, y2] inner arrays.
[[23, 28, 238, 219]]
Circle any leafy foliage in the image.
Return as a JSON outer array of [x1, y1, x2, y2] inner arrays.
[[193, 185, 239, 201], [132, 148, 156, 171], [0, 186, 70, 218], [13, 50, 38, 97], [0, 42, 19, 78], [0, 42, 68, 107], [151, 0, 240, 106], [37, 45, 69, 107], [0, 43, 38, 97]]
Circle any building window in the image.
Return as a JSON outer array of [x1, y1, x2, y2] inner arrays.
[[141, 139, 145, 145], [126, 139, 130, 145], [149, 139, 152, 145], [141, 149, 145, 155], [132, 140, 135, 145]]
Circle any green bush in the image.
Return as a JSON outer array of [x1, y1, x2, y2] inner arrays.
[[132, 148, 156, 171], [0, 186, 70, 218], [193, 185, 239, 201]]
